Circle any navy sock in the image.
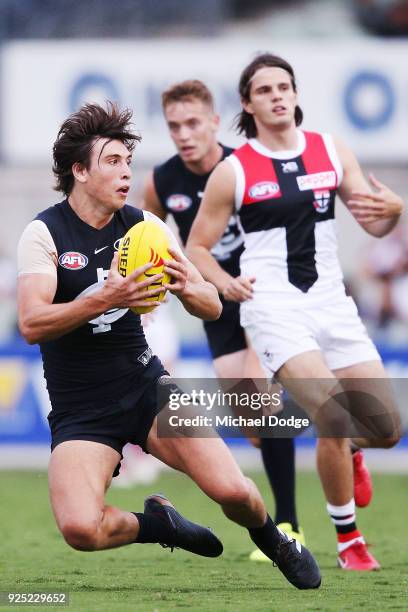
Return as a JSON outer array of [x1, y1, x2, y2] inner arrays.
[[133, 512, 174, 544], [248, 515, 281, 556], [260, 437, 299, 531]]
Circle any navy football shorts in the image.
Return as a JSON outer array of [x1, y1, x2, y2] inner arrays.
[[203, 296, 247, 359], [47, 357, 176, 476]]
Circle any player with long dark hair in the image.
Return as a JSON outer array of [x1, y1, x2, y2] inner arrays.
[[187, 53, 402, 571]]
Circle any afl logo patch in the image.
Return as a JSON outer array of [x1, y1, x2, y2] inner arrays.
[[166, 194, 192, 212], [114, 238, 123, 251], [248, 181, 279, 200], [58, 252, 88, 270]]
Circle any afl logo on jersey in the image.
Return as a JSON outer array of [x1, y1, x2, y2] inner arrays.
[[114, 238, 122, 251], [166, 194, 192, 211], [248, 181, 279, 200], [58, 252, 88, 270]]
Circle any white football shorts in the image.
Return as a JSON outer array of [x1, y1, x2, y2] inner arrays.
[[241, 290, 380, 376]]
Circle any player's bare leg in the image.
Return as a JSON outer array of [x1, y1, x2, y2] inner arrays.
[[213, 346, 263, 380], [213, 347, 262, 448], [277, 350, 397, 569], [332, 360, 401, 449], [49, 439, 223, 557], [277, 351, 353, 505], [49, 440, 139, 550], [147, 417, 321, 589], [333, 360, 401, 510], [147, 417, 265, 527], [213, 346, 301, 546]]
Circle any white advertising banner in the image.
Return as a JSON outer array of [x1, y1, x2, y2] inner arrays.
[[2, 39, 408, 163]]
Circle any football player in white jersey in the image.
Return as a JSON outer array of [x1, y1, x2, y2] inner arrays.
[[187, 53, 403, 571]]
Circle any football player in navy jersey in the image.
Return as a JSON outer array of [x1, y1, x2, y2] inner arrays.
[[16, 101, 321, 590], [142, 80, 306, 558], [187, 54, 403, 571]]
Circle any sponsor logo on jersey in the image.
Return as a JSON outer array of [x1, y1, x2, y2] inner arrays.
[[137, 347, 153, 366], [282, 161, 299, 173], [248, 181, 280, 200], [297, 171, 336, 191], [58, 252, 88, 270], [166, 194, 192, 211], [114, 238, 123, 251], [94, 245, 109, 255], [313, 190, 331, 213]]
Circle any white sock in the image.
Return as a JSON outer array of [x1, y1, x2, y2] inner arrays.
[[327, 499, 364, 552]]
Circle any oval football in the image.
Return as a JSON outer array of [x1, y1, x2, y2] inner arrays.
[[117, 220, 172, 314]]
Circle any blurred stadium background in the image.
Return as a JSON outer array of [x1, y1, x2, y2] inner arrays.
[[1, 0, 408, 474]]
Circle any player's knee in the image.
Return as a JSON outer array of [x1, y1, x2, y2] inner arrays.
[[216, 477, 252, 508], [318, 437, 349, 452], [371, 413, 402, 448], [315, 407, 351, 437], [61, 519, 99, 551], [380, 432, 400, 449]]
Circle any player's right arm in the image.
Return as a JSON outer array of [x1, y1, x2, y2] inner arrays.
[[17, 222, 164, 344], [141, 171, 167, 221], [187, 160, 254, 302]]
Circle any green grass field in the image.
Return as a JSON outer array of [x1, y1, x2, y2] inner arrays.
[[0, 469, 407, 611]]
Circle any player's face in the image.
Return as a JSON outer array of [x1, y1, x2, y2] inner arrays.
[[243, 67, 297, 131], [82, 138, 132, 210], [164, 99, 219, 164]]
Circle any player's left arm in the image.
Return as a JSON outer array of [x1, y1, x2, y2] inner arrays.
[[335, 136, 404, 237]]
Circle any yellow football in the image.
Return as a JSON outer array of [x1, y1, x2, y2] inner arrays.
[[117, 219, 172, 314]]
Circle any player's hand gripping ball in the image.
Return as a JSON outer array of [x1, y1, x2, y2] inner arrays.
[[117, 220, 172, 314]]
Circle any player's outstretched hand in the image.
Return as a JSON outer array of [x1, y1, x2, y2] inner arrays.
[[222, 276, 255, 302], [163, 248, 188, 296], [348, 173, 404, 224], [102, 252, 164, 309]]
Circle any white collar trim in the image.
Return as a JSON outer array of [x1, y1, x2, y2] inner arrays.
[[248, 130, 306, 159]]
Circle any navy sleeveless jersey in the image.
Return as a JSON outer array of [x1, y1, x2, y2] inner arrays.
[[36, 200, 153, 410], [153, 144, 244, 277]]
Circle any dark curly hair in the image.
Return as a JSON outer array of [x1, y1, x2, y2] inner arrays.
[[234, 53, 303, 139], [53, 101, 141, 195]]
